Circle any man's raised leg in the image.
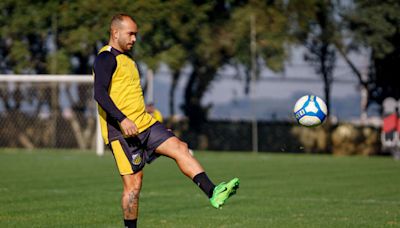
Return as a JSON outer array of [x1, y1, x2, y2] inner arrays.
[[155, 136, 239, 208], [155, 137, 203, 178]]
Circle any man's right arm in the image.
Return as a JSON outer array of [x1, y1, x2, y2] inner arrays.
[[93, 52, 126, 122]]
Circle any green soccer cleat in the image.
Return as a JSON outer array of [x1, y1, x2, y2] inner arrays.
[[210, 177, 240, 209]]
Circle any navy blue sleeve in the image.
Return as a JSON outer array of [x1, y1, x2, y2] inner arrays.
[[93, 52, 126, 122]]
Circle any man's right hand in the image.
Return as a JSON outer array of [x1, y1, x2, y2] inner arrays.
[[120, 118, 138, 137]]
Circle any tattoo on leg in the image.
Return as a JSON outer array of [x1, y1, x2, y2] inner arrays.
[[123, 190, 139, 219]]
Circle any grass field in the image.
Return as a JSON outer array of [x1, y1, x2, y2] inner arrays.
[[0, 149, 399, 228]]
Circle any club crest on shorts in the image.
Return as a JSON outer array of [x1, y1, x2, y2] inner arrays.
[[131, 154, 142, 165]]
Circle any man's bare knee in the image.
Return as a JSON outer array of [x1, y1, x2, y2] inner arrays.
[[123, 186, 141, 197], [178, 141, 189, 152], [175, 141, 195, 160], [123, 188, 141, 204], [122, 178, 142, 202]]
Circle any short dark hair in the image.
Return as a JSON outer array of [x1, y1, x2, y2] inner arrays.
[[110, 13, 136, 31]]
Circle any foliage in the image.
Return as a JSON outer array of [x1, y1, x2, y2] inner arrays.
[[227, 0, 289, 94], [287, 0, 338, 117], [1, 0, 399, 126], [346, 0, 400, 58], [342, 0, 400, 104]]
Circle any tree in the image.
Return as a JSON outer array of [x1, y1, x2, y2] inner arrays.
[[178, 1, 232, 130], [287, 0, 338, 121], [132, 0, 200, 119], [135, 0, 233, 130], [226, 0, 289, 95], [0, 0, 59, 148], [339, 0, 400, 112], [0, 0, 133, 148], [162, 0, 290, 130]]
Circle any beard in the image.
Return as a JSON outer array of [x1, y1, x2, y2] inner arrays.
[[119, 39, 134, 52]]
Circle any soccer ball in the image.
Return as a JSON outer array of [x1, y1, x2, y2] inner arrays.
[[293, 95, 328, 127]]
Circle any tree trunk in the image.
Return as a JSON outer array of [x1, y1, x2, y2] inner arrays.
[[169, 70, 180, 118], [183, 61, 216, 131]]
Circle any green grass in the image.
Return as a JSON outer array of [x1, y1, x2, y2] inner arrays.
[[0, 149, 399, 227]]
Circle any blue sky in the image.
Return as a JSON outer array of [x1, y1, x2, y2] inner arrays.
[[149, 46, 371, 121]]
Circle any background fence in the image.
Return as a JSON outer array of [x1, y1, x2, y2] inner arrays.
[[0, 75, 99, 151], [0, 75, 382, 155]]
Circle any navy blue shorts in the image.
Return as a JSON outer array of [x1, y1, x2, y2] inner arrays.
[[109, 122, 175, 175]]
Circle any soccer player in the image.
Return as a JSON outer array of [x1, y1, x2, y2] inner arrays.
[[93, 14, 239, 228]]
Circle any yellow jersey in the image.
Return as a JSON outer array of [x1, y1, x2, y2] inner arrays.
[[93, 45, 156, 144]]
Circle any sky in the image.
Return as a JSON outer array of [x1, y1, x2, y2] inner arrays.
[[149, 46, 372, 121]]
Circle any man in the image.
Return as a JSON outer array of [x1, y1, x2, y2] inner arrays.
[[93, 14, 239, 228]]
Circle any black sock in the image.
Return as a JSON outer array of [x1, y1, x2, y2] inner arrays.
[[124, 219, 137, 228], [192, 172, 216, 198]]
